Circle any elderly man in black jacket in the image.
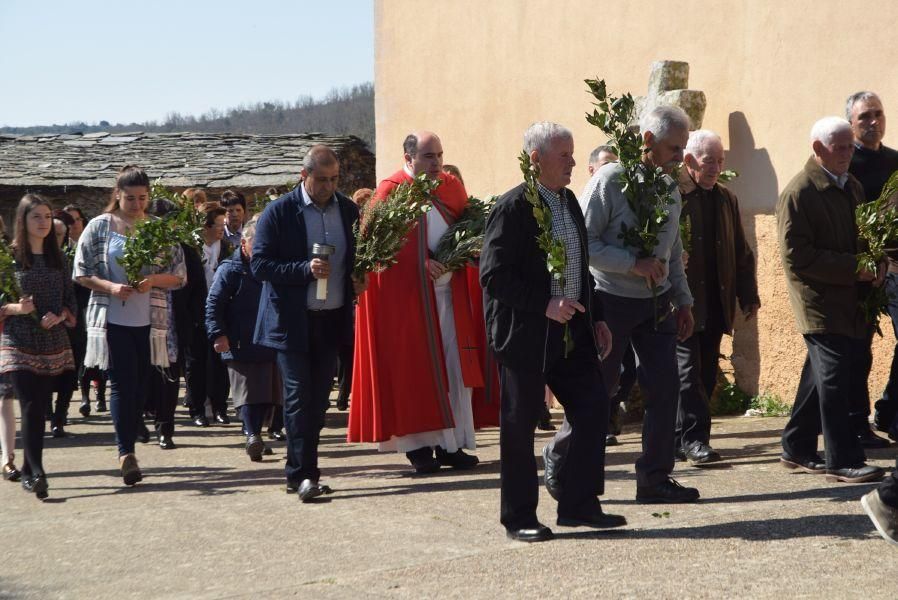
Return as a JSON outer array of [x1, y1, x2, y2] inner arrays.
[[480, 122, 625, 543], [676, 130, 760, 465]]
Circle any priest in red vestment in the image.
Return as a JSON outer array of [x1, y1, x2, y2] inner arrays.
[[349, 131, 488, 473]]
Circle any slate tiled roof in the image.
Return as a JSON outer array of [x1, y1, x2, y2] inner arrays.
[[0, 131, 375, 190]]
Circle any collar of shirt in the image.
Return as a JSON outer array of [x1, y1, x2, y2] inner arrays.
[[403, 164, 415, 178], [537, 182, 564, 204], [225, 224, 242, 237], [300, 182, 336, 210], [819, 165, 849, 189]]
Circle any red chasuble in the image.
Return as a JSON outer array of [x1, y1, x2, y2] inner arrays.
[[466, 265, 500, 428], [348, 170, 487, 443]]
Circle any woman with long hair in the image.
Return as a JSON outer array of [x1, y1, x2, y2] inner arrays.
[[73, 165, 186, 486], [0, 194, 78, 500]]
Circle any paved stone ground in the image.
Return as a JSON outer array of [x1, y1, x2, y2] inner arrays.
[[1, 398, 896, 599]]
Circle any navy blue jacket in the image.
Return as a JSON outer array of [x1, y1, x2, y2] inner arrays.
[[206, 248, 276, 363], [250, 186, 359, 352]]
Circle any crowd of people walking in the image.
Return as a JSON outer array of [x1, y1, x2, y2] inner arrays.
[[2, 89, 898, 549]]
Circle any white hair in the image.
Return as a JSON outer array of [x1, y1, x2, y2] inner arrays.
[[523, 121, 573, 155], [809, 116, 852, 144], [685, 129, 722, 157], [639, 105, 691, 140]]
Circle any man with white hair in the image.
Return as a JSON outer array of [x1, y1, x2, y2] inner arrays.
[[675, 130, 760, 465], [544, 105, 700, 504], [481, 121, 625, 542], [845, 91, 898, 445], [777, 116, 885, 483]]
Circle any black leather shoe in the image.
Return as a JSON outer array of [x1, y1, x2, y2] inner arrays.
[[286, 482, 298, 494], [246, 434, 264, 462], [78, 402, 91, 418], [506, 524, 553, 542], [263, 445, 274, 456], [537, 405, 555, 431], [636, 477, 700, 504], [557, 508, 627, 529], [780, 453, 826, 474], [297, 478, 333, 503], [683, 442, 722, 466], [435, 447, 479, 470], [22, 474, 48, 500], [192, 415, 209, 428], [542, 445, 562, 501], [158, 434, 176, 450], [137, 421, 150, 444], [826, 464, 885, 483], [51, 422, 66, 438], [674, 446, 686, 462], [213, 411, 231, 425], [407, 448, 441, 474], [3, 462, 21, 482], [605, 434, 619, 447], [336, 397, 349, 411], [858, 428, 891, 449], [96, 398, 107, 412], [267, 429, 286, 441], [873, 409, 895, 434]]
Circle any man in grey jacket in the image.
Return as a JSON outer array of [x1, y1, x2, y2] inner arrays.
[[544, 105, 699, 504]]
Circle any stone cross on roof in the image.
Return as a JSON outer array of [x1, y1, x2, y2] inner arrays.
[[635, 60, 706, 130]]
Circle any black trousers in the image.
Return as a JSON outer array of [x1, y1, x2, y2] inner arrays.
[[500, 316, 607, 530], [243, 403, 273, 436], [609, 344, 637, 406], [675, 328, 724, 448], [874, 273, 898, 428], [184, 326, 207, 417], [782, 334, 866, 469], [336, 340, 353, 405], [9, 370, 57, 477], [150, 358, 181, 436], [547, 291, 679, 487], [278, 310, 342, 484], [848, 330, 874, 434], [207, 346, 230, 414], [877, 459, 898, 507]]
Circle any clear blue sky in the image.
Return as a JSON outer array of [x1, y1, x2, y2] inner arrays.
[[0, 0, 374, 127]]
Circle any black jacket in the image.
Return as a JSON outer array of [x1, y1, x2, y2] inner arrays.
[[171, 242, 207, 350], [480, 183, 603, 372]]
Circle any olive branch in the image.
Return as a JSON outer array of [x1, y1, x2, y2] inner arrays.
[[585, 78, 680, 325], [520, 151, 573, 356]]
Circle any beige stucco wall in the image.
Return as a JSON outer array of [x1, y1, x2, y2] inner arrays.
[[374, 0, 898, 403]]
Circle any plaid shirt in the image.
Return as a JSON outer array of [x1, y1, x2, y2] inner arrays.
[[538, 183, 582, 301]]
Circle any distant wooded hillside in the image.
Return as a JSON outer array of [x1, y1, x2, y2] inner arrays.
[[1, 83, 374, 149]]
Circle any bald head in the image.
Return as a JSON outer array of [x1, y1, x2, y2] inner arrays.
[[404, 131, 444, 180]]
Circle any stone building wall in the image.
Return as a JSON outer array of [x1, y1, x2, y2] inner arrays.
[[374, 0, 898, 404]]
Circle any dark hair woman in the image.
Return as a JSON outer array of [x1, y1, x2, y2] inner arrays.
[[0, 194, 78, 500], [73, 166, 186, 486]]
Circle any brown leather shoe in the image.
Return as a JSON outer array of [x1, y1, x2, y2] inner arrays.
[[120, 454, 143, 486]]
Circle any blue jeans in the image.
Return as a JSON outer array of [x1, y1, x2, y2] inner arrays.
[[277, 310, 342, 484], [107, 324, 150, 456]]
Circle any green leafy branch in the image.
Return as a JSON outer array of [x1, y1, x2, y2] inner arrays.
[[856, 171, 898, 335], [433, 195, 496, 272], [585, 78, 680, 325], [352, 172, 437, 280], [520, 151, 573, 356]]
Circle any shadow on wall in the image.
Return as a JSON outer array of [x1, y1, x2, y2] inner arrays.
[[723, 111, 778, 396]]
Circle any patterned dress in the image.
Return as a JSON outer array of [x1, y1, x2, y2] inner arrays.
[[0, 255, 76, 375]]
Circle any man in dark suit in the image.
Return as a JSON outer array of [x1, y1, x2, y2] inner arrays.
[[480, 122, 626, 542], [251, 145, 367, 502]]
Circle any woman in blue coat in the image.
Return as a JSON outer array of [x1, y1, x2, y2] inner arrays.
[[206, 217, 282, 462]]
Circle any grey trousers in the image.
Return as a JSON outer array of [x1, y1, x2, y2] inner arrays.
[[546, 290, 679, 487]]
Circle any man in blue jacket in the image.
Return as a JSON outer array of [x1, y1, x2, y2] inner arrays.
[[251, 145, 367, 502]]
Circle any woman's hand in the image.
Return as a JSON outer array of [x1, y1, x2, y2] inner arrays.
[[62, 307, 77, 328], [5, 296, 36, 316], [135, 276, 154, 294], [40, 312, 65, 330], [109, 283, 134, 301]]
